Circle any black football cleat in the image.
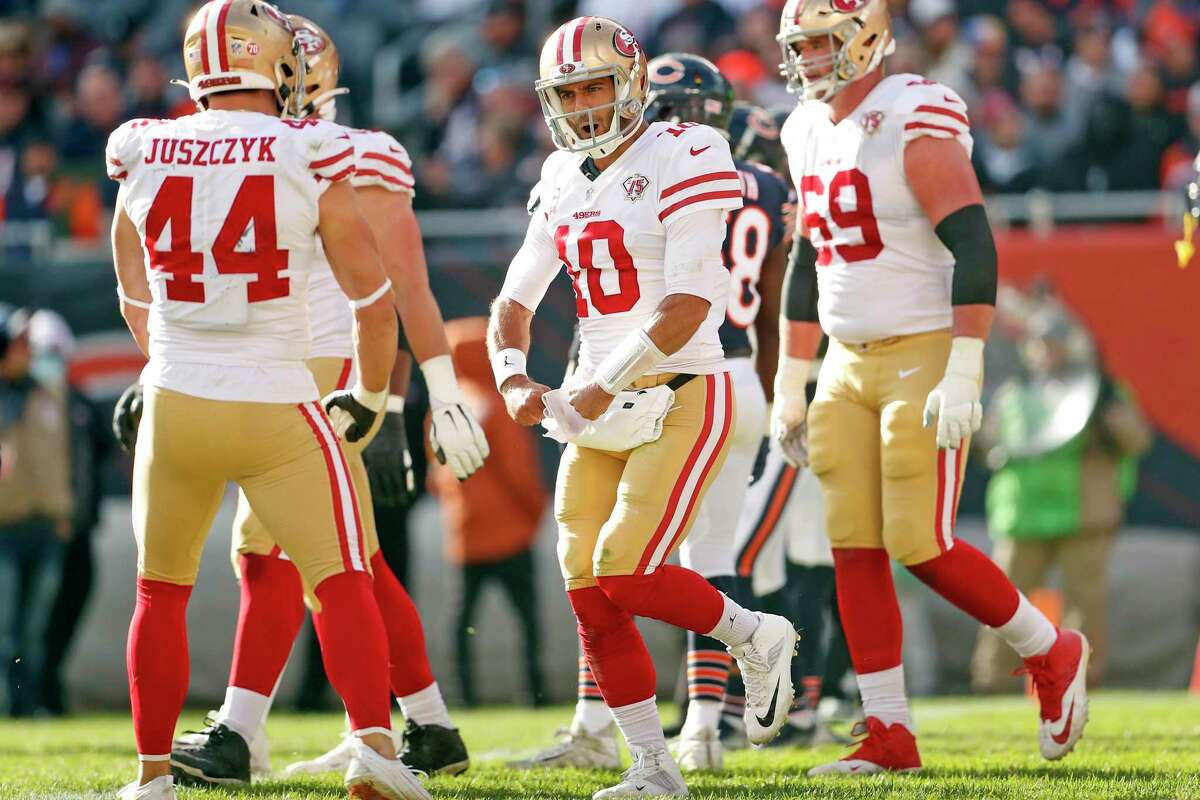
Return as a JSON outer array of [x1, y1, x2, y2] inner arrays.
[[170, 720, 251, 785], [398, 718, 470, 776]]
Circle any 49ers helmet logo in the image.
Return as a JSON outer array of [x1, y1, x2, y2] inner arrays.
[[293, 25, 325, 56], [831, 0, 868, 10], [613, 28, 639, 58]]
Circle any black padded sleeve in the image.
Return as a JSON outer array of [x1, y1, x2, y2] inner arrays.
[[935, 203, 998, 307], [782, 236, 819, 322]]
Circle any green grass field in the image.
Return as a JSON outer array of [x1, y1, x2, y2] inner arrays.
[[1, 692, 1198, 799]]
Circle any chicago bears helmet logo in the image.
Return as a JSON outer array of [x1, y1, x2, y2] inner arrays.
[[651, 57, 686, 84], [831, 0, 868, 11], [293, 26, 326, 56], [613, 28, 639, 58]]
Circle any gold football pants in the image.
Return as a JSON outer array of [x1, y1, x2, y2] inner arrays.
[[555, 372, 734, 591], [133, 382, 369, 590], [232, 357, 383, 572], [807, 329, 969, 565]]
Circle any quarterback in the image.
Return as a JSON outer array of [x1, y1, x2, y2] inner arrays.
[[164, 14, 485, 787], [107, 2, 428, 799], [771, 0, 1090, 774], [488, 16, 797, 798]]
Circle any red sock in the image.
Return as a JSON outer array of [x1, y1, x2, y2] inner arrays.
[[370, 551, 435, 697], [228, 554, 306, 695], [312, 571, 392, 732], [127, 578, 192, 756], [595, 565, 723, 633], [906, 540, 1020, 627], [832, 548, 903, 675], [568, 586, 655, 708]]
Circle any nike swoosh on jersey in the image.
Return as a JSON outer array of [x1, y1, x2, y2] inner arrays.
[[690, 145, 711, 156], [1050, 697, 1076, 745], [899, 367, 921, 379], [755, 675, 782, 727]]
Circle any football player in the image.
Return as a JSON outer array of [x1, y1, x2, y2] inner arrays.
[[771, 0, 1089, 775], [164, 15, 484, 786], [107, 2, 428, 798], [488, 18, 797, 798]]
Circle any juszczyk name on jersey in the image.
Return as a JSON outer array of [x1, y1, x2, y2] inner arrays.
[[144, 136, 278, 166]]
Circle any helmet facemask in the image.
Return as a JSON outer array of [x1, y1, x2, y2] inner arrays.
[[536, 63, 644, 159]]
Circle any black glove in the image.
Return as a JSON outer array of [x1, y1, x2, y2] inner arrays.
[[748, 437, 770, 486], [113, 383, 143, 455], [362, 412, 417, 508], [323, 389, 380, 443]]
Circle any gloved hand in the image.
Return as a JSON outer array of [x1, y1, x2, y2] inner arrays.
[[113, 383, 143, 455], [323, 384, 386, 443], [423, 355, 490, 480], [363, 409, 416, 508], [923, 337, 984, 450], [771, 357, 811, 468]]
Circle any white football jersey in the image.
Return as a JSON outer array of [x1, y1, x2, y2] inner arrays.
[[307, 128, 415, 360], [781, 74, 973, 344], [501, 121, 743, 376], [107, 110, 357, 402]]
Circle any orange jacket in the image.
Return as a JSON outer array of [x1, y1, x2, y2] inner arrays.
[[428, 319, 547, 565]]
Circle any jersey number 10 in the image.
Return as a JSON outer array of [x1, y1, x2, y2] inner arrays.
[[555, 220, 641, 318], [144, 175, 289, 303]]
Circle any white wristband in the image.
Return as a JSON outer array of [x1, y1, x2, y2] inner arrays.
[[420, 354, 464, 406], [492, 348, 527, 392], [945, 337, 985, 381], [348, 279, 393, 310], [351, 383, 388, 413], [594, 328, 667, 395], [386, 394, 405, 414], [773, 356, 812, 399], [118, 289, 152, 310]]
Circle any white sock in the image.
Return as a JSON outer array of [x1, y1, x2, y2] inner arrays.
[[995, 592, 1057, 658], [399, 682, 453, 729], [610, 696, 665, 753], [856, 665, 912, 731], [705, 595, 760, 647], [681, 698, 722, 736], [215, 686, 271, 742], [573, 698, 613, 735]]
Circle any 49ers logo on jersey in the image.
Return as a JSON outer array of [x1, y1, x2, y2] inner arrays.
[[831, 0, 868, 10], [613, 28, 639, 58]]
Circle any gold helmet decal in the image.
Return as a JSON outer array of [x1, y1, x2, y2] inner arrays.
[[777, 0, 894, 102], [178, 0, 299, 112], [535, 16, 648, 159], [287, 14, 347, 120]]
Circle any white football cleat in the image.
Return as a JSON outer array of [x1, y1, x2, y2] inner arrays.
[[249, 730, 271, 778], [1022, 628, 1091, 761], [508, 722, 620, 770], [670, 728, 722, 772], [728, 614, 798, 745], [284, 734, 356, 777], [592, 745, 688, 798], [344, 738, 431, 800], [118, 775, 176, 800]]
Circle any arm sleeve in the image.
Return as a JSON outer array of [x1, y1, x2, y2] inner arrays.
[[499, 210, 560, 312], [656, 124, 744, 224], [900, 82, 973, 157], [934, 203, 997, 307], [662, 207, 727, 298], [782, 234, 819, 322], [352, 132, 416, 195]]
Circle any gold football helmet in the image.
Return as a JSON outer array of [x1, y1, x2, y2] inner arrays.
[[535, 16, 648, 158], [288, 14, 347, 120], [178, 0, 298, 111], [777, 0, 894, 102]]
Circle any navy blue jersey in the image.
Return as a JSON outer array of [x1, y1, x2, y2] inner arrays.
[[718, 159, 792, 355]]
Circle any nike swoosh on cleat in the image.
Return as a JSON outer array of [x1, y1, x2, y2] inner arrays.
[[635, 785, 646, 792], [690, 146, 711, 156], [1051, 698, 1075, 745], [755, 676, 782, 728]]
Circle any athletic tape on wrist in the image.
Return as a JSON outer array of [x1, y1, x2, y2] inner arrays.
[[594, 328, 667, 395]]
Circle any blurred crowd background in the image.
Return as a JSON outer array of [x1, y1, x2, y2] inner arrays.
[[6, 0, 1200, 237]]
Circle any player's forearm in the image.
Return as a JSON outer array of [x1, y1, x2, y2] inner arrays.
[[951, 304, 994, 341], [755, 241, 788, 400], [389, 350, 413, 398], [782, 320, 822, 360], [111, 206, 152, 357], [488, 297, 534, 391], [644, 293, 710, 356], [353, 300, 399, 393]]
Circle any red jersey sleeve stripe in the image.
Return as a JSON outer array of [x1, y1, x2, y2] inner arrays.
[[904, 121, 964, 136], [310, 146, 355, 170], [355, 168, 415, 189], [658, 189, 743, 222], [659, 170, 739, 200], [361, 152, 413, 176], [324, 165, 356, 183], [112, 171, 128, 180], [108, 156, 123, 166], [915, 104, 969, 126]]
